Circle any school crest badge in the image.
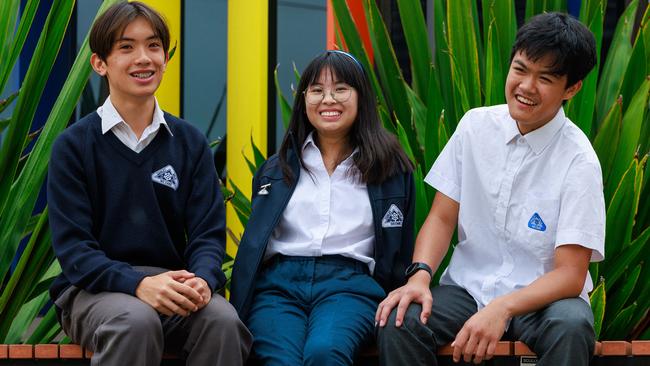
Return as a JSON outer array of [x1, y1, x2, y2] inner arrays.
[[152, 165, 179, 190], [382, 204, 404, 228]]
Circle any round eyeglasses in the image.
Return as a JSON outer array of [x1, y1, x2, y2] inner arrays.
[[303, 86, 353, 105]]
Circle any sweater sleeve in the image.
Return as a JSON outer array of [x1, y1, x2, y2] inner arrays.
[[183, 138, 227, 292], [48, 131, 146, 296]]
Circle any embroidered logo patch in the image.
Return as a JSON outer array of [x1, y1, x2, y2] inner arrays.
[[382, 204, 404, 228], [527, 212, 546, 231], [152, 165, 179, 190]]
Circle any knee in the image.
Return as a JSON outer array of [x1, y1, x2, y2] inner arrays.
[[377, 304, 429, 347], [99, 302, 162, 343], [543, 314, 594, 346], [195, 298, 249, 337], [304, 336, 351, 366]]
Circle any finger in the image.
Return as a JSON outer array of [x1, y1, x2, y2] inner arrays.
[[463, 334, 478, 363], [377, 296, 399, 327], [156, 304, 174, 317], [165, 286, 199, 312], [158, 299, 189, 316], [169, 270, 195, 280], [394, 295, 414, 327], [473, 338, 489, 364], [420, 295, 432, 324], [170, 281, 203, 305], [485, 340, 497, 360], [452, 329, 468, 363]]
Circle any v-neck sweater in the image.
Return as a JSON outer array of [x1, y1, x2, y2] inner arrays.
[[47, 111, 226, 301]]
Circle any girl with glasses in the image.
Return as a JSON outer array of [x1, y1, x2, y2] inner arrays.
[[230, 50, 415, 365]]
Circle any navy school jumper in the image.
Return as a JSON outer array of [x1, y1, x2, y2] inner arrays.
[[230, 145, 415, 320], [47, 112, 227, 302]]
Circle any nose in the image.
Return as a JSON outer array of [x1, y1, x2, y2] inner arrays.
[[134, 47, 152, 65], [322, 90, 336, 104], [519, 75, 536, 92]]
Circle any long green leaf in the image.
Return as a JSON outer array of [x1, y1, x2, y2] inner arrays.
[[26, 305, 60, 344], [592, 96, 623, 180], [602, 224, 650, 291], [482, 0, 515, 106], [0, 0, 21, 93], [330, 0, 386, 108], [396, 0, 431, 100], [605, 263, 641, 325], [363, 0, 411, 131], [565, 0, 604, 137], [590, 279, 606, 339], [606, 77, 649, 199], [0, 0, 39, 96], [0, 0, 120, 296], [618, 4, 650, 115], [603, 302, 637, 339], [5, 260, 60, 343], [595, 0, 638, 125], [603, 158, 641, 263], [446, 0, 481, 110], [0, 0, 75, 213], [432, 0, 457, 126], [274, 66, 292, 130]]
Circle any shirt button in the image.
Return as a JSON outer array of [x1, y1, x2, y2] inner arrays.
[[519, 138, 526, 144]]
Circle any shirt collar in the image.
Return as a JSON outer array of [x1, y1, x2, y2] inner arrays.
[[98, 96, 172, 136], [302, 131, 358, 166], [504, 107, 566, 154]]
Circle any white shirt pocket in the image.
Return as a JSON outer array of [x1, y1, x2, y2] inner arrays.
[[516, 195, 560, 262]]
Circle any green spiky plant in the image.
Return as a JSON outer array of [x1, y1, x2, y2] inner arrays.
[[270, 0, 649, 341], [0, 0, 124, 343]]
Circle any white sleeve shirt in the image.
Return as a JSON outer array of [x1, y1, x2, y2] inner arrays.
[[98, 96, 172, 152], [265, 133, 376, 273], [425, 105, 605, 308]]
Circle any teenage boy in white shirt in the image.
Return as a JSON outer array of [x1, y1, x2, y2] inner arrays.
[[376, 12, 605, 366]]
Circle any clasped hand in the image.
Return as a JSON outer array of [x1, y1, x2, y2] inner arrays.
[[135, 270, 211, 317]]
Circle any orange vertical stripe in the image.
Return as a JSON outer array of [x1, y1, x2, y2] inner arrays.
[[326, 0, 374, 64]]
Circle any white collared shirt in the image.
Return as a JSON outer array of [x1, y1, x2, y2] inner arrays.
[[98, 96, 172, 153], [425, 105, 605, 308], [265, 133, 376, 272]]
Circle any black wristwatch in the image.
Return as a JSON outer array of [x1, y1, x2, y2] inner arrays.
[[405, 262, 433, 279]]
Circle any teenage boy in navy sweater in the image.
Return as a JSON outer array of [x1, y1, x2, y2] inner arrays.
[[47, 3, 251, 365], [376, 12, 605, 366]]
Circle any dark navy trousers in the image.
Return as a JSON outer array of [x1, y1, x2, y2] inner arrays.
[[246, 255, 385, 366]]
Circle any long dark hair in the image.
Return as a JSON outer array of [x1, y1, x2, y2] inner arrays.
[[278, 51, 413, 185]]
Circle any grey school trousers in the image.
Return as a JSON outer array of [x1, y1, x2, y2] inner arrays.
[[376, 285, 595, 366], [55, 267, 252, 366]]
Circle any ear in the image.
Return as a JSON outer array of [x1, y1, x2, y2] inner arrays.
[[90, 53, 107, 76], [562, 80, 582, 101]]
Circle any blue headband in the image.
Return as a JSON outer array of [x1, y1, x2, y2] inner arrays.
[[328, 50, 364, 72]]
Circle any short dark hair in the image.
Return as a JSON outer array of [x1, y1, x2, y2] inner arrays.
[[89, 1, 170, 61], [279, 51, 413, 185], [510, 12, 596, 88]]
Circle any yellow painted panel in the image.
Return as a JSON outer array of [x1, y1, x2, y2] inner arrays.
[[136, 0, 181, 115], [227, 2, 268, 257]]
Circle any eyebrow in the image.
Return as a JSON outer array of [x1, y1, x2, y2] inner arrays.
[[513, 59, 558, 77], [116, 35, 160, 42]]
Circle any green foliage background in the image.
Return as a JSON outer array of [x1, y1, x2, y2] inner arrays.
[[268, 0, 650, 341]]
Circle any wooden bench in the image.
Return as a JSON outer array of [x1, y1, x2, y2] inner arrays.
[[0, 341, 648, 365]]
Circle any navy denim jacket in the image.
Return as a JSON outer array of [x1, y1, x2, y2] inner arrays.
[[230, 147, 415, 320]]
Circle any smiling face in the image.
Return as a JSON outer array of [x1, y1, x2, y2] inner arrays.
[[90, 17, 167, 105], [505, 51, 582, 134], [305, 67, 358, 140]]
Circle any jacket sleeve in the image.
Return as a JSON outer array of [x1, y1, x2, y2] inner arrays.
[[48, 133, 146, 296], [184, 138, 227, 292]]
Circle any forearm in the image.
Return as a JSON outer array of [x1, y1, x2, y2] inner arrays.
[[491, 244, 590, 317], [493, 265, 587, 317], [411, 192, 458, 274]]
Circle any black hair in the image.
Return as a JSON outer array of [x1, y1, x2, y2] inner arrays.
[[510, 12, 596, 88], [278, 51, 413, 185], [90, 1, 170, 61]]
